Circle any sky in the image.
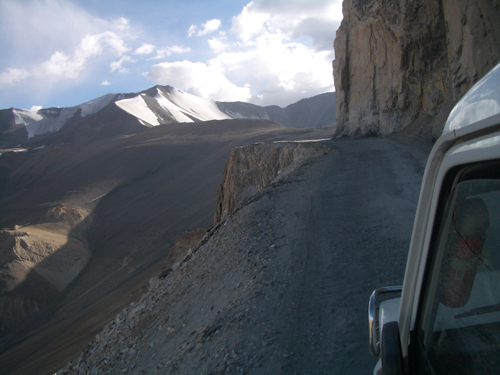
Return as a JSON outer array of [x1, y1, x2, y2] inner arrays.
[[0, 0, 343, 110]]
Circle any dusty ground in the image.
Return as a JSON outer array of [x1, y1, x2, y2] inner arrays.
[[58, 136, 430, 375]]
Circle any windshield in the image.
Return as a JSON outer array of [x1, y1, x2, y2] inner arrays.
[[419, 177, 500, 374]]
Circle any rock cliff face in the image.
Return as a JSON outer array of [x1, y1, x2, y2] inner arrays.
[[214, 141, 332, 224], [0, 206, 91, 338], [333, 0, 500, 138]]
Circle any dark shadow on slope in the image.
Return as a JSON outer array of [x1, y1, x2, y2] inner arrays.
[[0, 120, 335, 375]]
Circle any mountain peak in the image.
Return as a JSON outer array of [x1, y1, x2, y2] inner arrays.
[[0, 87, 336, 149]]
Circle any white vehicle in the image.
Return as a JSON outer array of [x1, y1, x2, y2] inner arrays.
[[369, 62, 500, 375]]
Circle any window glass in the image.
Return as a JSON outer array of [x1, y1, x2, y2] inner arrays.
[[420, 178, 500, 374]]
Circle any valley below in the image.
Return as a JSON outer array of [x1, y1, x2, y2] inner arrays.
[[0, 120, 336, 374], [49, 134, 430, 375]]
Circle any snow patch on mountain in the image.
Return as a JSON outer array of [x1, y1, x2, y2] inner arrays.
[[154, 90, 195, 123], [13, 108, 43, 124], [79, 93, 115, 117], [12, 94, 115, 138], [216, 101, 271, 121], [156, 87, 231, 122], [14, 107, 78, 138], [115, 94, 160, 126], [223, 109, 253, 119]]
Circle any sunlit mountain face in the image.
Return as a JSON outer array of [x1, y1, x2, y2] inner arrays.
[[0, 85, 335, 149]]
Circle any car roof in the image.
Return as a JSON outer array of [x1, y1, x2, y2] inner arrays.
[[443, 62, 500, 136]]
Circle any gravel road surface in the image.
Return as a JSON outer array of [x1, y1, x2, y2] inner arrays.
[[59, 137, 430, 375]]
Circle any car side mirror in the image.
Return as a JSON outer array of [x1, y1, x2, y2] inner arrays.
[[369, 286, 402, 357], [381, 321, 404, 375]]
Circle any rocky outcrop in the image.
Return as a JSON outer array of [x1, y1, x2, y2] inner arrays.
[[214, 141, 331, 224], [333, 0, 500, 139], [0, 205, 91, 339]]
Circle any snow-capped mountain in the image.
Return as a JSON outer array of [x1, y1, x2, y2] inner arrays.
[[0, 85, 335, 148], [11, 93, 116, 139], [114, 86, 267, 126]]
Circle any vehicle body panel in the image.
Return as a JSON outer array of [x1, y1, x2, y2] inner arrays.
[[370, 61, 500, 373]]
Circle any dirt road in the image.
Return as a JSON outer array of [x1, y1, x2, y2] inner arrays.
[[259, 137, 428, 374], [59, 137, 430, 375]]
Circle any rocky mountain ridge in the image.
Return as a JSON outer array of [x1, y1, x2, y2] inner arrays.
[[0, 86, 335, 149], [262, 92, 336, 129], [333, 0, 500, 138]]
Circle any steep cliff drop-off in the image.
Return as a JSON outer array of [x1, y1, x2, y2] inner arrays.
[[214, 141, 332, 224], [333, 0, 500, 139]]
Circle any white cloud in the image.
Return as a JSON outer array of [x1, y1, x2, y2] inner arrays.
[[0, 0, 100, 59], [209, 33, 334, 106], [187, 25, 197, 38], [188, 19, 222, 37], [112, 17, 130, 32], [231, 3, 270, 41], [30, 105, 42, 112], [232, 0, 342, 51], [145, 60, 251, 102], [168, 46, 191, 54], [146, 0, 338, 107], [199, 19, 221, 36], [291, 17, 340, 51], [196, 0, 341, 106], [135, 43, 156, 55], [36, 51, 76, 79], [17, 31, 131, 82], [151, 46, 191, 60], [79, 31, 129, 57], [208, 38, 227, 54], [0, 1, 133, 88], [110, 56, 133, 73], [101, 80, 111, 86], [0, 68, 30, 87]]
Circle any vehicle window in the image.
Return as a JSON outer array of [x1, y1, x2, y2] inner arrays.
[[419, 176, 500, 374]]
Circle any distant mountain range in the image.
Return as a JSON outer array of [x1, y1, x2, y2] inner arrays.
[[0, 82, 335, 370], [0, 85, 335, 149]]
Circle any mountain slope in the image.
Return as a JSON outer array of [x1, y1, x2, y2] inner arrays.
[[0, 87, 335, 149], [0, 118, 334, 374], [264, 92, 336, 128], [54, 137, 429, 375]]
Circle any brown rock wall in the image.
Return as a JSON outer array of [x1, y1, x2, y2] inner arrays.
[[333, 0, 500, 139], [214, 142, 331, 224], [443, 0, 500, 99]]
